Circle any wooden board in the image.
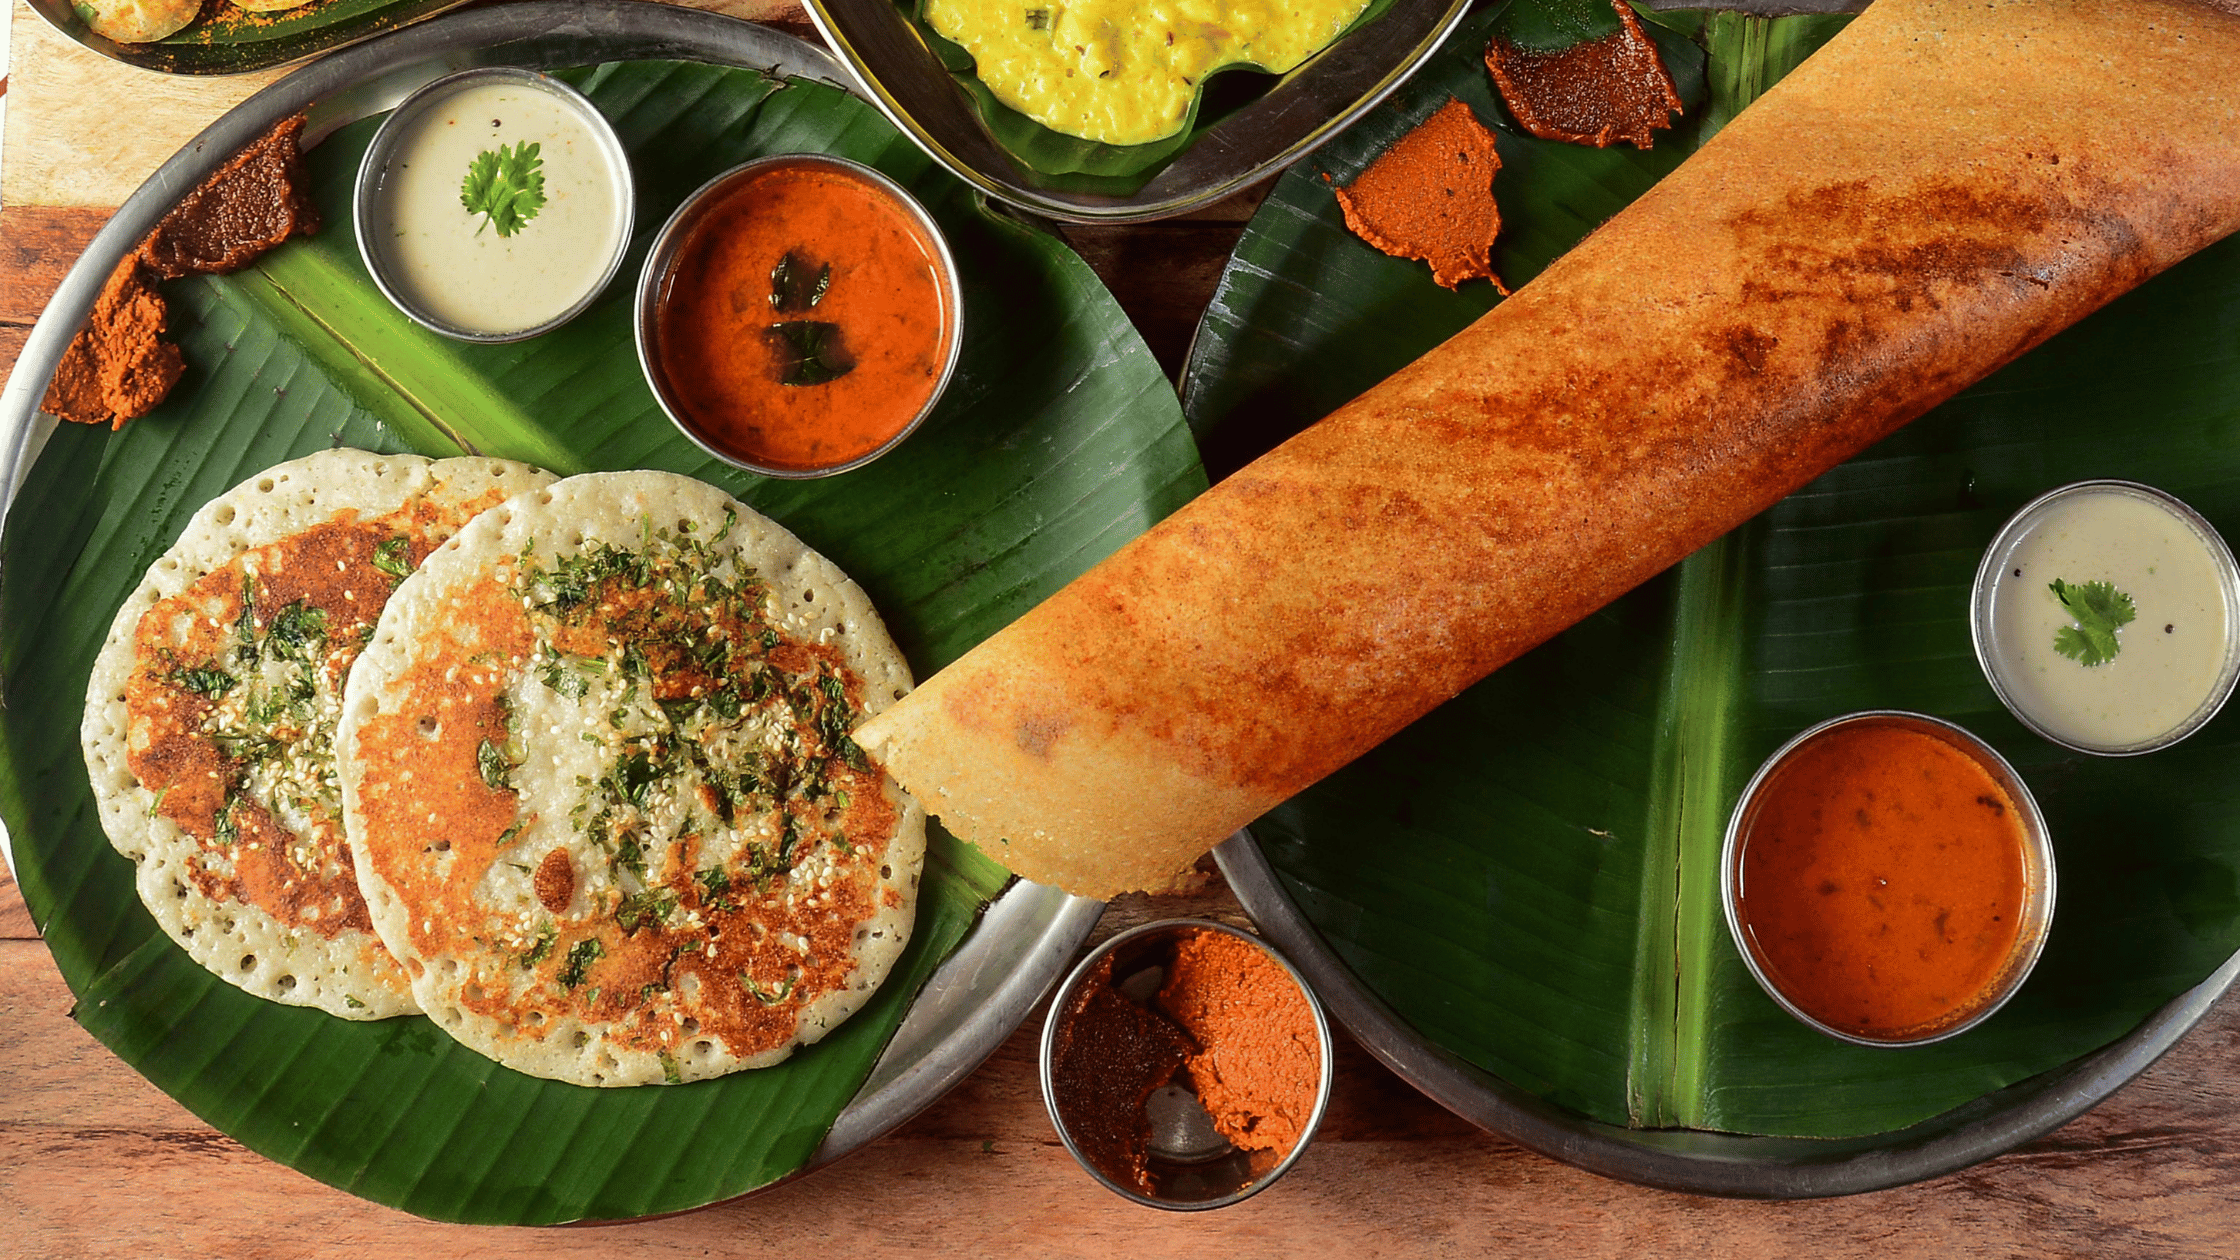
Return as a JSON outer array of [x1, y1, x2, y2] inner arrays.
[[0, 0, 809, 209], [8, 856, 2240, 1254]]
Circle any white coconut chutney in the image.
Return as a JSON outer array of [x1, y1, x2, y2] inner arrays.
[[1977, 482, 2240, 753], [362, 75, 629, 338]]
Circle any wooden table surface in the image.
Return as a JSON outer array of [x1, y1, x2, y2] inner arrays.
[[8, 4, 2240, 1255]]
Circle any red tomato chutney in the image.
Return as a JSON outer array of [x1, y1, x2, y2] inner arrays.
[[1733, 721, 2037, 1041], [650, 159, 954, 472]]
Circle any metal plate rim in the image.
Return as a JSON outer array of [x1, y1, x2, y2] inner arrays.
[[0, 0, 1105, 1214], [1215, 830, 2240, 1198]]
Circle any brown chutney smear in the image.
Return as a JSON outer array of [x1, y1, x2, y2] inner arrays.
[[1484, 0, 1684, 150], [351, 515, 905, 1068]]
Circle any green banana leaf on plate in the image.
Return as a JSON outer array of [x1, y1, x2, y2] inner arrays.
[[0, 57, 1202, 1223], [1184, 0, 2240, 1144]]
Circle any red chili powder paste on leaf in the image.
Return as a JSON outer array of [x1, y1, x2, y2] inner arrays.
[[1485, 0, 1684, 150], [1333, 98, 1508, 292]]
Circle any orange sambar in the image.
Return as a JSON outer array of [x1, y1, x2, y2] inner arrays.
[[1735, 722, 2032, 1041], [652, 159, 953, 473]]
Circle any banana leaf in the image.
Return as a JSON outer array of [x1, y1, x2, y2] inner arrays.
[[1181, 7, 2240, 1139], [0, 60, 1203, 1221]]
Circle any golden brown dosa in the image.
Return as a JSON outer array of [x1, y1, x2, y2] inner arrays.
[[856, 0, 2240, 898]]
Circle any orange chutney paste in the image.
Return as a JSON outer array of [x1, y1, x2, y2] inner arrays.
[[1735, 723, 2031, 1040], [653, 161, 951, 471]]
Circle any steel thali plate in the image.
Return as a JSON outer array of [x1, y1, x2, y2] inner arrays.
[[0, 0, 1105, 1206]]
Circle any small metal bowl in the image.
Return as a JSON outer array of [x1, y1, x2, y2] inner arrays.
[[1040, 919, 1334, 1210], [633, 154, 965, 480], [1971, 480, 2240, 757], [354, 67, 635, 342], [1722, 711, 2057, 1048]]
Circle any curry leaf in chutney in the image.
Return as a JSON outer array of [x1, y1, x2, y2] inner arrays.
[[769, 249, 833, 312], [764, 321, 855, 386]]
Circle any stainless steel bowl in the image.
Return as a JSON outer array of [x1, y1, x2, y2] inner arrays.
[[1040, 918, 1334, 1210], [633, 153, 965, 479], [1971, 480, 2240, 757], [1721, 711, 2057, 1048], [354, 66, 636, 343], [803, 0, 1473, 222]]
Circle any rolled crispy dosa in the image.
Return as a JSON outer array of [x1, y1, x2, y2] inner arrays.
[[857, 0, 2240, 898]]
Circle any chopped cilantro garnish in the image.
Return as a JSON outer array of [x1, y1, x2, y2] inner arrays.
[[620, 642, 651, 678], [344, 995, 367, 1010], [2050, 578, 2137, 667], [264, 601, 329, 664], [615, 889, 677, 934], [213, 796, 241, 847], [659, 1051, 683, 1086], [235, 573, 259, 664], [778, 812, 802, 865], [166, 664, 237, 698], [559, 937, 604, 988], [696, 867, 730, 899], [521, 920, 558, 969], [614, 835, 648, 880], [539, 657, 591, 699], [371, 536, 413, 581], [740, 973, 794, 1006], [610, 751, 657, 809], [477, 739, 514, 791]]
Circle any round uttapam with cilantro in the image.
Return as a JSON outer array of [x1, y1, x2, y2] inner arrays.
[[336, 470, 925, 1086], [81, 450, 557, 1019]]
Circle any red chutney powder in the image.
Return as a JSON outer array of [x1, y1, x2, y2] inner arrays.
[[1156, 930, 1320, 1157], [653, 162, 951, 471], [1736, 724, 2032, 1040]]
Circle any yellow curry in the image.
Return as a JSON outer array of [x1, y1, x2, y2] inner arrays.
[[925, 0, 1375, 146]]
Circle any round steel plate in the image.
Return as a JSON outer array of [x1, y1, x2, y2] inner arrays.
[[0, 0, 1103, 1203]]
